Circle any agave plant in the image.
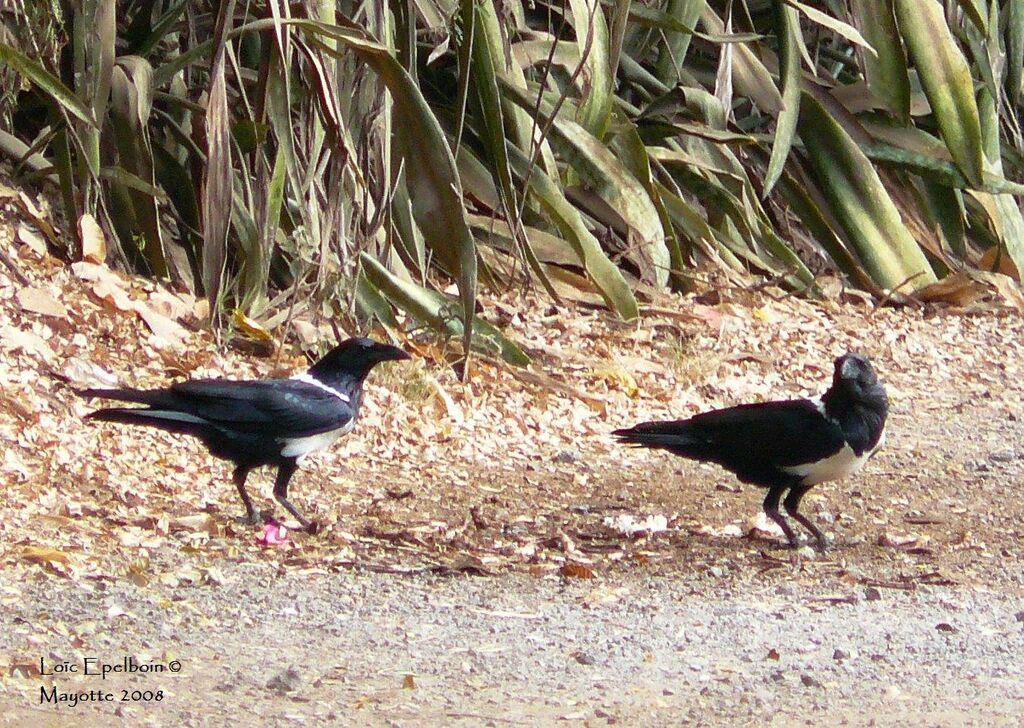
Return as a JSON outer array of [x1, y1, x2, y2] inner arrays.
[[1, 0, 1022, 368]]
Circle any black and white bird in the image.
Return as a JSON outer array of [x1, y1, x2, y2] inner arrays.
[[613, 353, 888, 549], [80, 337, 410, 533]]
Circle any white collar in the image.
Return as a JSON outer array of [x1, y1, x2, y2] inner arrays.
[[290, 372, 351, 403]]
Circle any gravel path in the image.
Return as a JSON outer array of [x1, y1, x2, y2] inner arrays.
[[3, 564, 1023, 726]]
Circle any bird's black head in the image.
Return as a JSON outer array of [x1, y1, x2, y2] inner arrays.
[[829, 352, 888, 411], [308, 337, 411, 383]]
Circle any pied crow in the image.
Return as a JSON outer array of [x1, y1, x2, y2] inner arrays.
[[613, 353, 888, 549], [80, 337, 410, 532]]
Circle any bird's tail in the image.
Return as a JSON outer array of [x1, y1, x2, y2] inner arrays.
[[612, 421, 700, 455], [78, 387, 163, 406], [84, 407, 209, 437]]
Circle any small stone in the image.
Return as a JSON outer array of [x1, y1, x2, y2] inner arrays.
[[832, 649, 849, 661], [800, 674, 821, 688], [1015, 611, 1024, 623], [935, 622, 957, 633], [266, 667, 303, 694], [989, 449, 1016, 463], [572, 651, 596, 666], [709, 566, 724, 578], [662, 687, 675, 696], [769, 671, 786, 683], [553, 449, 582, 464], [864, 586, 882, 601]]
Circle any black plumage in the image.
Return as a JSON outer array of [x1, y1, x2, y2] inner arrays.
[[613, 353, 888, 548], [80, 337, 410, 532]]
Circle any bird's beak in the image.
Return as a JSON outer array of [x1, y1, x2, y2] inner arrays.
[[377, 344, 411, 362]]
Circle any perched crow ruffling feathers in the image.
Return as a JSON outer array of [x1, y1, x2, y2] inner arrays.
[[80, 337, 410, 532], [613, 353, 888, 548]]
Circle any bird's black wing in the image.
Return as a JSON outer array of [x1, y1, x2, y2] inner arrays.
[[164, 378, 356, 437], [616, 399, 846, 472]]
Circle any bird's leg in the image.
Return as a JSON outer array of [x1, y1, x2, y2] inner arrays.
[[272, 460, 318, 533], [783, 484, 827, 550], [232, 466, 260, 525], [763, 485, 799, 548]]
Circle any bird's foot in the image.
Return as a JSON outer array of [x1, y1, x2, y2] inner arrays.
[[783, 533, 829, 552], [237, 511, 263, 527], [304, 520, 320, 535]]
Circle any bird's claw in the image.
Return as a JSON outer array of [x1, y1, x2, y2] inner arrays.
[[237, 512, 263, 526]]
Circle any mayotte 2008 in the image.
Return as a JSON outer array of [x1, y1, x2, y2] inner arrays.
[[40, 686, 165, 707]]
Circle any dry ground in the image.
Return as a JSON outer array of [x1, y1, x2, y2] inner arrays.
[[1, 185, 1024, 725]]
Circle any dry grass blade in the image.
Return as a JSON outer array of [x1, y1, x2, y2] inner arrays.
[[200, 0, 236, 325]]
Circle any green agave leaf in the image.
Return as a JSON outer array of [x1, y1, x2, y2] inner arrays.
[[472, 0, 552, 169], [0, 43, 95, 126], [152, 143, 202, 284], [654, 0, 705, 84], [110, 56, 167, 277], [360, 253, 529, 366], [609, 112, 687, 289], [894, 0, 984, 186], [502, 81, 670, 289], [763, 2, 800, 198], [99, 166, 167, 199], [505, 144, 640, 320], [90, 0, 116, 125], [466, 0, 555, 298], [798, 92, 937, 291], [608, 0, 631, 85], [785, 0, 874, 53], [355, 270, 400, 328], [952, 0, 988, 34], [1007, 0, 1024, 108], [511, 40, 582, 71], [468, 215, 578, 266], [453, 0, 475, 152], [606, 1, 762, 43], [974, 88, 1024, 277], [850, 0, 910, 121], [567, 0, 613, 138], [861, 143, 1024, 196], [700, 6, 781, 115], [390, 171, 428, 279], [922, 180, 967, 259], [200, 0, 236, 317], [309, 25, 477, 362], [768, 159, 880, 292]]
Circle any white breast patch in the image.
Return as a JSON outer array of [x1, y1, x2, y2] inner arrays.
[[280, 419, 356, 461], [782, 431, 885, 485]]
